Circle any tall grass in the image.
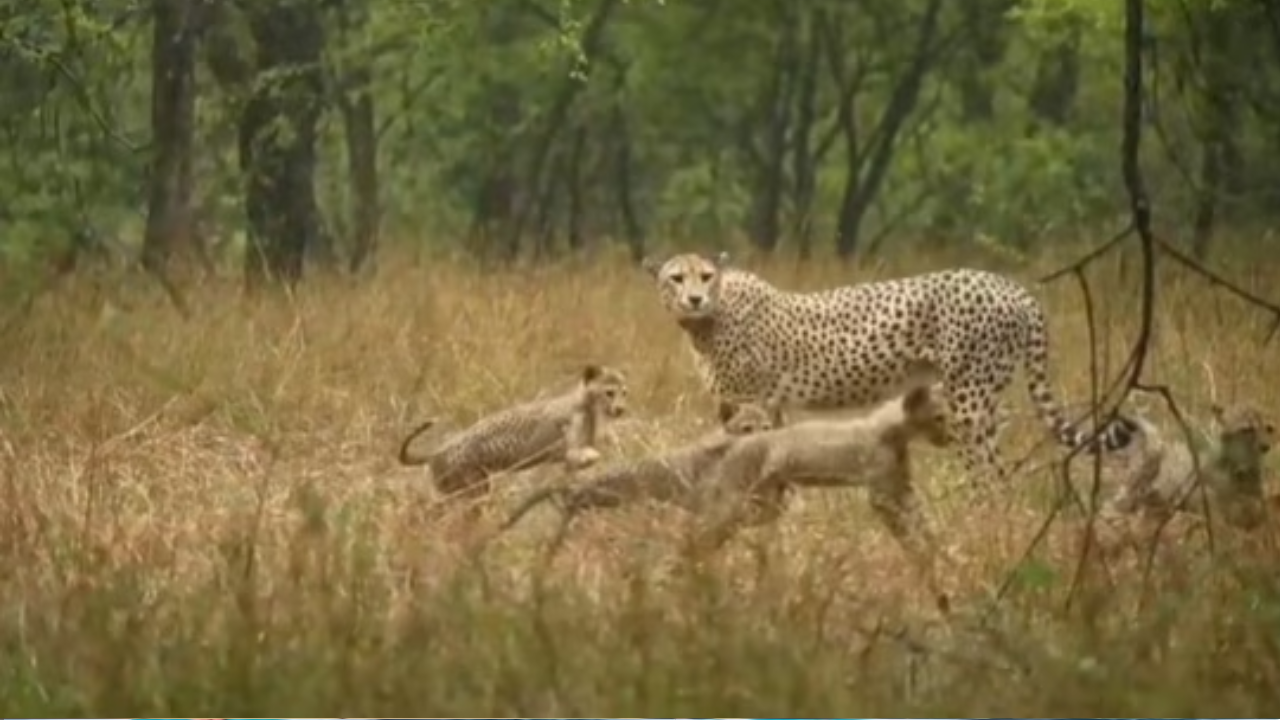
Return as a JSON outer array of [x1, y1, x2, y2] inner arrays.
[[1, 238, 1279, 716]]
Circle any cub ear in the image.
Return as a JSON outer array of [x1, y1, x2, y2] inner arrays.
[[903, 385, 932, 414], [582, 364, 603, 383], [713, 250, 731, 268], [640, 256, 663, 278], [765, 400, 785, 428], [717, 400, 738, 425], [1210, 403, 1226, 422]]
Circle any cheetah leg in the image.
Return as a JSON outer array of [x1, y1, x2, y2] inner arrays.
[[564, 410, 604, 471], [450, 480, 493, 529], [867, 475, 950, 614], [949, 412, 1007, 489], [942, 378, 1010, 491], [541, 504, 581, 564], [685, 477, 786, 559]]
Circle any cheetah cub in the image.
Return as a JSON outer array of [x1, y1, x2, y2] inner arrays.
[[1101, 402, 1275, 532], [496, 399, 784, 555], [689, 379, 952, 608], [397, 364, 629, 509]]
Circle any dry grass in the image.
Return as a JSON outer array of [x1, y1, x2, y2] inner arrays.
[[1, 238, 1280, 716]]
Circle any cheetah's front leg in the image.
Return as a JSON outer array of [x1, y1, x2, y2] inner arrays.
[[868, 474, 951, 614], [563, 413, 603, 471], [564, 446, 602, 470]]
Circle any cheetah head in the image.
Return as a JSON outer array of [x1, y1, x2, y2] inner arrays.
[[582, 364, 629, 420], [901, 384, 951, 448], [1210, 402, 1274, 468], [641, 251, 730, 324], [717, 398, 785, 435]]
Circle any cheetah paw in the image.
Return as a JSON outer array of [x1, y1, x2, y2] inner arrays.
[[565, 446, 602, 470]]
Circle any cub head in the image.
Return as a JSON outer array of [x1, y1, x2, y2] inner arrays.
[[901, 384, 950, 448], [582, 364, 629, 419], [717, 399, 785, 436], [1212, 402, 1275, 457], [1210, 403, 1274, 495], [640, 251, 730, 324]]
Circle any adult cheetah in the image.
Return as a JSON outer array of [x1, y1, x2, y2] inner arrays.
[[641, 251, 1136, 486]]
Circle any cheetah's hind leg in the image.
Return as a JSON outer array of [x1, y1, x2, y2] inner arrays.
[[940, 370, 1013, 496]]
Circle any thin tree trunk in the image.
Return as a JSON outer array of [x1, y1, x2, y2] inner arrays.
[[240, 0, 326, 289], [567, 124, 587, 251], [834, 0, 944, 258], [507, 0, 620, 256], [1191, 7, 1240, 259], [747, 0, 797, 253], [341, 64, 380, 274], [611, 103, 645, 262], [790, 4, 821, 258], [143, 0, 206, 305]]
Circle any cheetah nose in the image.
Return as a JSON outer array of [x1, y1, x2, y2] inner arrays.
[[687, 295, 704, 309]]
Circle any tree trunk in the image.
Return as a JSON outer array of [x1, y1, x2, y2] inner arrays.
[[143, 0, 206, 291], [834, 0, 944, 258], [507, 0, 621, 258], [468, 5, 523, 261], [747, 0, 797, 253], [955, 0, 1010, 123], [611, 102, 645, 262], [341, 75, 379, 274], [240, 0, 326, 289], [567, 124, 587, 251], [790, 4, 821, 258], [1191, 6, 1241, 259], [1027, 21, 1081, 129], [333, 0, 379, 274]]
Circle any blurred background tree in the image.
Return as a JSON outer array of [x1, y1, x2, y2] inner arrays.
[[1, 0, 1278, 290]]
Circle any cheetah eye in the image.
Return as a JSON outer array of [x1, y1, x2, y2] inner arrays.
[[668, 272, 684, 284], [699, 272, 714, 283]]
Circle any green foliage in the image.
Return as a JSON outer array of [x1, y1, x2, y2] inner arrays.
[[1, 0, 1279, 275]]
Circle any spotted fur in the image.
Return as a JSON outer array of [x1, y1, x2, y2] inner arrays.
[[641, 251, 1136, 486], [397, 364, 628, 506], [1101, 402, 1275, 530]]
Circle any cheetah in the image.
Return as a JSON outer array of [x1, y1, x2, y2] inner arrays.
[[1100, 402, 1275, 532], [641, 251, 1138, 487], [496, 399, 784, 556], [397, 364, 629, 510], [682, 376, 951, 605]]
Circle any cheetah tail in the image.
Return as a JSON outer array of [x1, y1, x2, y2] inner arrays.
[[397, 416, 445, 466], [1022, 312, 1137, 454], [499, 486, 570, 534]]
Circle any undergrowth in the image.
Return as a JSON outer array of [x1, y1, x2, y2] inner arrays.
[[0, 237, 1279, 716]]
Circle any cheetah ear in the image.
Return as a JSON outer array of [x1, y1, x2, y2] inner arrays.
[[640, 256, 663, 278], [763, 398, 785, 427], [713, 251, 731, 268], [717, 400, 738, 425], [582, 364, 603, 383]]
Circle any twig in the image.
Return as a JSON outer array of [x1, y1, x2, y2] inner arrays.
[[1038, 221, 1134, 285], [1019, 0, 1280, 621], [1154, 235, 1280, 346]]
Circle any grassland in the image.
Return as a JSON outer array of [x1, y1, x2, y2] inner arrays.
[[1, 237, 1279, 716]]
